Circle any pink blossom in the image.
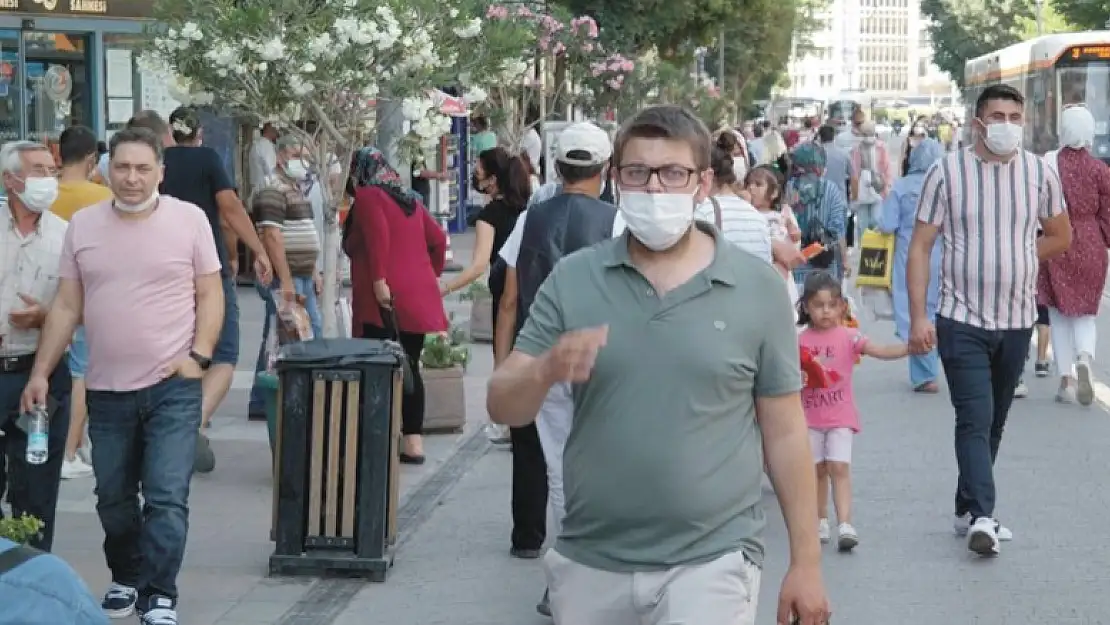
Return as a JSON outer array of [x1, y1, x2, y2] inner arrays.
[[581, 42, 595, 53], [553, 42, 566, 54], [538, 37, 550, 51], [516, 6, 532, 17], [621, 60, 634, 72], [540, 16, 563, 33], [607, 79, 621, 90], [570, 16, 599, 38], [707, 86, 720, 98], [485, 5, 508, 18]]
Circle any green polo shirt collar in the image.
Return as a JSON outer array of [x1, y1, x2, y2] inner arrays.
[[601, 221, 737, 286]]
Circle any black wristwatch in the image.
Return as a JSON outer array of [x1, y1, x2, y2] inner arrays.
[[189, 351, 212, 371]]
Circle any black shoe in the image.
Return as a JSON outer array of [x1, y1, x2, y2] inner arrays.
[[536, 588, 551, 617], [247, 410, 267, 422], [399, 452, 425, 465], [510, 547, 542, 559], [194, 433, 216, 474], [1035, 360, 1050, 377]]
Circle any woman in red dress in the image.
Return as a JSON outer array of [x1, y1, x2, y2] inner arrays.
[[343, 147, 449, 462], [1038, 105, 1110, 406]]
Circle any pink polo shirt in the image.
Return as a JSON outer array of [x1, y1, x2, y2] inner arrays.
[[58, 197, 222, 391]]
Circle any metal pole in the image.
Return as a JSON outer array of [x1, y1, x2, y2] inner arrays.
[[1035, 0, 1044, 35], [718, 27, 725, 88]]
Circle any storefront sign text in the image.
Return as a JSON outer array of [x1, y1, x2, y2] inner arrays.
[[0, 0, 152, 18]]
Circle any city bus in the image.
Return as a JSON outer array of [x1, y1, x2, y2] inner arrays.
[[964, 31, 1110, 161]]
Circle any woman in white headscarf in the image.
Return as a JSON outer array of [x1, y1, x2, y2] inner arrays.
[[1037, 105, 1110, 406]]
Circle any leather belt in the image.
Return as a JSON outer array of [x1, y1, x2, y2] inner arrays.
[[0, 353, 35, 374]]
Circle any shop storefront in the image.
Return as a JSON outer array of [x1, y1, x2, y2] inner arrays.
[[0, 1, 178, 153]]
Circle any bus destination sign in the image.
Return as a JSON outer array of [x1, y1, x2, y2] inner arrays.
[[1066, 45, 1110, 61]]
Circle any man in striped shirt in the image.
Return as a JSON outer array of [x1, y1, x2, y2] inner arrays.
[[252, 136, 323, 338], [907, 84, 1071, 557]]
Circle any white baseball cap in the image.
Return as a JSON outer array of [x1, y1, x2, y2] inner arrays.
[[555, 122, 612, 167]]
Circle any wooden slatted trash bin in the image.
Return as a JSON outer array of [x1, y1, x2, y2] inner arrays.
[[269, 338, 406, 582]]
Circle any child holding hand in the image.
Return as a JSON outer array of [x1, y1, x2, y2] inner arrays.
[[796, 271, 908, 552]]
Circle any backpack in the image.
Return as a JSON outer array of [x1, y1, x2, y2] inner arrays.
[[0, 543, 41, 577]]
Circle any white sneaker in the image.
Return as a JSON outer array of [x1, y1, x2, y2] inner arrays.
[[837, 522, 859, 551], [818, 518, 830, 544], [61, 457, 94, 480], [954, 513, 1012, 541], [1076, 354, 1094, 407], [967, 516, 1001, 556], [1013, 380, 1029, 399]]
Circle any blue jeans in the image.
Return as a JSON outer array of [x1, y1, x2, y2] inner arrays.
[[213, 274, 240, 365], [909, 350, 940, 387], [87, 375, 202, 605], [0, 361, 71, 551], [247, 276, 322, 414], [936, 316, 1032, 521]]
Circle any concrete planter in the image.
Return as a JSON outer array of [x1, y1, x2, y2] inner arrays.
[[468, 294, 494, 343], [422, 365, 466, 433]]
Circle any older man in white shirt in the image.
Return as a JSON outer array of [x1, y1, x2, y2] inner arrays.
[[248, 123, 279, 192]]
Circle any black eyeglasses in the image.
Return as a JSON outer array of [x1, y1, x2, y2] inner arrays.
[[615, 164, 699, 189]]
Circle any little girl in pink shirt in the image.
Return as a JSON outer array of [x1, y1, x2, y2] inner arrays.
[[796, 271, 908, 552]]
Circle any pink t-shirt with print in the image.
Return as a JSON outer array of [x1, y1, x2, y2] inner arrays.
[[799, 325, 868, 432], [58, 197, 222, 391]]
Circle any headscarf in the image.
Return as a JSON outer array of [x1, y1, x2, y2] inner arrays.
[[349, 146, 422, 216], [905, 138, 943, 176], [1060, 105, 1095, 150], [761, 130, 788, 166], [783, 129, 800, 150], [788, 142, 827, 226]]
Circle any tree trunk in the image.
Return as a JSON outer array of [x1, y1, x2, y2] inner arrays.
[[321, 217, 340, 337]]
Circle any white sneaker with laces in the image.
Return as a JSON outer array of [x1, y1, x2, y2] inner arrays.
[[818, 518, 830, 544], [954, 513, 1012, 541], [837, 522, 859, 551], [61, 457, 94, 480], [967, 516, 1001, 556], [1013, 380, 1029, 399], [140, 597, 178, 625]]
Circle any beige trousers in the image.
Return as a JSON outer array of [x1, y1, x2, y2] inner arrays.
[[544, 548, 761, 625]]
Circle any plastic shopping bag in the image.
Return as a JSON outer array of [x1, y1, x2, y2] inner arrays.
[[336, 296, 353, 339], [855, 229, 895, 289]]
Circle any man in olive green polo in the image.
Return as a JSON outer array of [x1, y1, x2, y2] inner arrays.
[[487, 105, 831, 625]]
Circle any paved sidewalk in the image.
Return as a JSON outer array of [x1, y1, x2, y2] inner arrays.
[[329, 311, 1110, 625], [44, 232, 499, 625]]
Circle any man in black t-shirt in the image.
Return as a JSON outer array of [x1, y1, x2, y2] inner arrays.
[[129, 109, 272, 473], [411, 156, 451, 206]]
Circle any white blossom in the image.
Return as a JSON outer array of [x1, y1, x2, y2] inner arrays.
[[452, 18, 481, 39], [258, 37, 286, 61], [500, 59, 530, 80], [463, 86, 488, 104], [306, 33, 336, 60], [179, 22, 203, 41], [301, 62, 317, 73], [401, 97, 434, 121], [204, 43, 238, 68]]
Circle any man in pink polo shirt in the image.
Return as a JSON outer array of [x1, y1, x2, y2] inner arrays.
[[21, 126, 224, 625]]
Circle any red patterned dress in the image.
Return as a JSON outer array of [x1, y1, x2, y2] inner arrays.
[[1037, 148, 1110, 316]]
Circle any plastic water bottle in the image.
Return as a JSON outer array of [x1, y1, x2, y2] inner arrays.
[[25, 405, 48, 465]]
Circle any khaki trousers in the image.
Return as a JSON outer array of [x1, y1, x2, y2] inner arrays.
[[544, 548, 761, 625]]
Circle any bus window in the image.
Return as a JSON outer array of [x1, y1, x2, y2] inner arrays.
[[1057, 64, 1110, 135]]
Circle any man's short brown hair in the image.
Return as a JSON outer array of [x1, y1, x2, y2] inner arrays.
[[613, 105, 711, 171], [126, 110, 169, 138]]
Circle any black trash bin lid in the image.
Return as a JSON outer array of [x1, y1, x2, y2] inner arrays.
[[277, 338, 405, 370]]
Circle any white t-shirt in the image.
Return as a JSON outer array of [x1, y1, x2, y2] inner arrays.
[[519, 128, 542, 169], [249, 137, 277, 191], [693, 195, 773, 264], [499, 206, 626, 267]]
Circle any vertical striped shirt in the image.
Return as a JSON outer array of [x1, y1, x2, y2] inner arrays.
[[694, 195, 773, 264], [915, 147, 1066, 330]]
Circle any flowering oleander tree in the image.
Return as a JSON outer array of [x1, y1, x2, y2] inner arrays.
[[470, 7, 635, 151], [144, 0, 532, 336]]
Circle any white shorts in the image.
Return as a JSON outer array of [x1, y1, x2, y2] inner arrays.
[[808, 427, 854, 464]]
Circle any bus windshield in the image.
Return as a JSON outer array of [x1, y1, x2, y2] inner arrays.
[[1058, 63, 1110, 135]]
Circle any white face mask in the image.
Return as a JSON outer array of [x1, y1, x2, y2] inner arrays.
[[16, 176, 59, 213], [115, 192, 159, 214], [982, 121, 1023, 155], [618, 192, 695, 251], [284, 159, 309, 180]]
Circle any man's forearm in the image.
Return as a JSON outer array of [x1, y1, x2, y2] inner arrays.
[[906, 244, 929, 322], [225, 204, 266, 256], [487, 356, 553, 426], [193, 285, 225, 357], [31, 306, 81, 379], [262, 230, 294, 285], [764, 422, 822, 567]]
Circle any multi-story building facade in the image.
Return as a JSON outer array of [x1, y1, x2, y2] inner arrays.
[[785, 0, 958, 102]]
